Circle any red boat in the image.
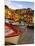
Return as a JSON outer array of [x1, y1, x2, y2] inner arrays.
[[5, 23, 23, 44], [5, 23, 22, 37]]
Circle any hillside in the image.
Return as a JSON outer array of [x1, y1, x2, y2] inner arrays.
[[5, 5, 34, 26]]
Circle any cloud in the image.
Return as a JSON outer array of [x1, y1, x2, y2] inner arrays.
[[5, 0, 33, 2], [5, 0, 23, 9], [11, 2, 23, 9], [5, 0, 33, 10], [5, 0, 17, 9]]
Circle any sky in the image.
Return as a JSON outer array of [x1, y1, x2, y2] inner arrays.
[[5, 0, 34, 10]]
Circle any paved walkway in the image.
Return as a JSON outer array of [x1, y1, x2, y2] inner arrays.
[[18, 28, 34, 44]]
